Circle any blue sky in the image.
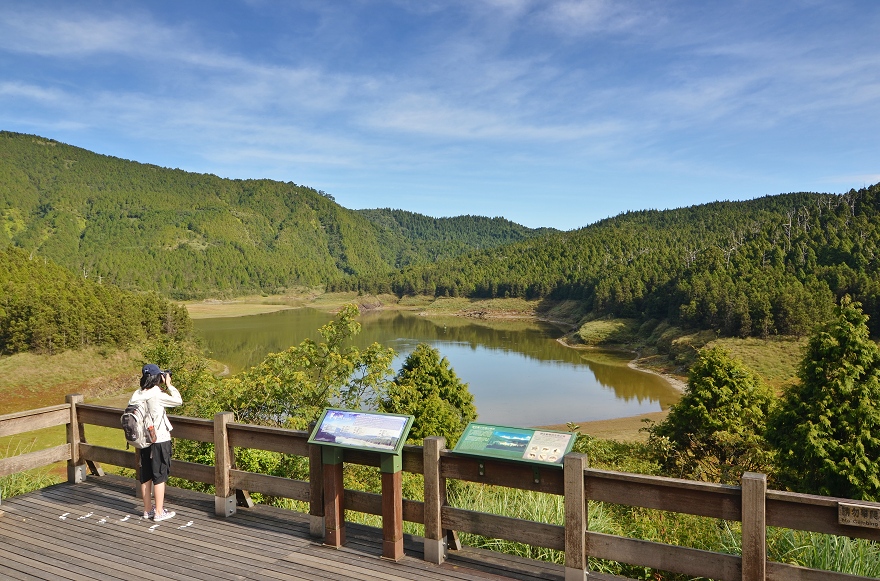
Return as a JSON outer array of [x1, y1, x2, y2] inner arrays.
[[2, 1, 878, 230]]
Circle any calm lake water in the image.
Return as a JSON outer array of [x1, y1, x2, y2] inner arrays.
[[192, 308, 680, 427]]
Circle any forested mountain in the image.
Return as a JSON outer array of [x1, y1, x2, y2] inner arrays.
[[345, 185, 880, 337], [0, 132, 548, 299], [356, 209, 555, 263], [0, 246, 189, 355], [4, 131, 880, 340]]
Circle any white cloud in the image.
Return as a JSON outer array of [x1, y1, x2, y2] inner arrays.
[[0, 82, 65, 103], [537, 0, 642, 35], [0, 8, 176, 58], [365, 92, 623, 142]]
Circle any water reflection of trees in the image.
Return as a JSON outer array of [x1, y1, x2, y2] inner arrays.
[[584, 358, 680, 409]]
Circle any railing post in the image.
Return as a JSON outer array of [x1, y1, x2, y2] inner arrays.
[[323, 447, 346, 548], [423, 436, 448, 564], [741, 472, 767, 581], [66, 394, 87, 484], [380, 454, 404, 561], [564, 452, 588, 581], [214, 412, 236, 517], [308, 423, 325, 538]]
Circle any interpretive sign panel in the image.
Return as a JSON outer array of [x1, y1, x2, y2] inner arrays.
[[839, 502, 880, 529], [452, 423, 575, 466], [308, 408, 413, 456]]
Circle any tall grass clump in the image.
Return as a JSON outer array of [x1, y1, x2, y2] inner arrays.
[[447, 483, 567, 563], [0, 443, 62, 499], [769, 528, 880, 577]]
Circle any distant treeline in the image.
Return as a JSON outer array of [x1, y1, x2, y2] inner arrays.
[[339, 185, 880, 337], [0, 246, 190, 355]]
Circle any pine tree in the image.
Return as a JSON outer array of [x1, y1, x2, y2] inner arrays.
[[767, 296, 880, 500], [379, 343, 477, 446], [648, 346, 774, 483]]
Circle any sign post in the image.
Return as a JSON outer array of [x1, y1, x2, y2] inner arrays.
[[322, 446, 345, 547], [308, 409, 413, 559], [380, 453, 404, 560]]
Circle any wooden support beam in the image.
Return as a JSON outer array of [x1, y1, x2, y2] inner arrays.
[[381, 470, 404, 561], [66, 395, 86, 484], [742, 472, 766, 581], [214, 412, 236, 517], [423, 436, 448, 564], [323, 447, 345, 548], [564, 452, 588, 581], [308, 422, 325, 538]]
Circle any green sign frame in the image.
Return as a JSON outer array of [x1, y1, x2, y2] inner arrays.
[[452, 422, 576, 467], [308, 408, 414, 456]]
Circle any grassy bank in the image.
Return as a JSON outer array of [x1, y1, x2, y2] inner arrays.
[[0, 346, 142, 415]]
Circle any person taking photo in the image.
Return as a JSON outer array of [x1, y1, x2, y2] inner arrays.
[[129, 363, 182, 521]]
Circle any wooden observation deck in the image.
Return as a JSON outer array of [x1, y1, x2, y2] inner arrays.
[[0, 475, 566, 580]]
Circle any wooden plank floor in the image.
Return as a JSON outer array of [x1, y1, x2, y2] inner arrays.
[[0, 475, 566, 581]]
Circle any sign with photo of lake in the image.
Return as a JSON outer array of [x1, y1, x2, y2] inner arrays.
[[193, 308, 681, 427], [453, 423, 575, 465], [309, 408, 413, 455]]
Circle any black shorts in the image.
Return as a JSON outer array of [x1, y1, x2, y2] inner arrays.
[[138, 441, 172, 485]]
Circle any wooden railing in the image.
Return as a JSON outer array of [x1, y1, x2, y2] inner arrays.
[[3, 396, 880, 581]]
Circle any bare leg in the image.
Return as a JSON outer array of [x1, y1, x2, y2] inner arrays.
[[140, 481, 153, 513], [154, 481, 166, 515]]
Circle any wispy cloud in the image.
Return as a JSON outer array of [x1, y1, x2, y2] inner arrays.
[[0, 8, 176, 57], [0, 81, 66, 103], [1, 1, 878, 228]]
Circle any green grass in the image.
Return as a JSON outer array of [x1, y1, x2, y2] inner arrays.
[[711, 336, 805, 391], [574, 318, 641, 346], [0, 442, 62, 499], [768, 528, 880, 577]]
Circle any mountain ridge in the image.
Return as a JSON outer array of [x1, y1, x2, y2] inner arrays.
[[0, 131, 548, 298]]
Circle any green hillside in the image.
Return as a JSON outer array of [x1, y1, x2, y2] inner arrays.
[[4, 130, 880, 340], [356, 208, 556, 263], [352, 186, 880, 337], [0, 132, 547, 299]]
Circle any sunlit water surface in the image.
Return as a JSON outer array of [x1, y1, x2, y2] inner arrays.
[[192, 308, 680, 427]]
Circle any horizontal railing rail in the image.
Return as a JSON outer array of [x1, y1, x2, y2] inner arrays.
[[3, 396, 880, 581], [0, 401, 73, 479]]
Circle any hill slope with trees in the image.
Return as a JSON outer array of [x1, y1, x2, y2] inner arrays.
[[4, 131, 880, 340], [349, 185, 880, 337], [0, 132, 549, 299]]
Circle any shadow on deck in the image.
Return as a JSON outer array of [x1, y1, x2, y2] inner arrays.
[[0, 475, 570, 581]]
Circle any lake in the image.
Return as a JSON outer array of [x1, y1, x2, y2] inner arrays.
[[192, 308, 681, 427]]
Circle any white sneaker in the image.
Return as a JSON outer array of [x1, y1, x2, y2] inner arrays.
[[153, 509, 175, 522], [143, 508, 155, 519]]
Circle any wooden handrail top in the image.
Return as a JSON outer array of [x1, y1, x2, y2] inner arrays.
[[0, 403, 70, 423], [766, 487, 880, 508], [228, 422, 310, 438], [585, 467, 742, 494]]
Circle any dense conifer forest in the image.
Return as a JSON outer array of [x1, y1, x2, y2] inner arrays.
[[3, 130, 880, 341], [0, 246, 189, 355], [346, 185, 880, 337]]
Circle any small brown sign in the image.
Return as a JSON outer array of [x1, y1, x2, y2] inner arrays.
[[839, 502, 880, 529]]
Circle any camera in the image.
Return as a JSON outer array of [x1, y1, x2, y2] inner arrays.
[[159, 370, 172, 381]]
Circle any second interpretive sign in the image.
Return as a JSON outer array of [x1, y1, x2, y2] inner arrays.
[[452, 422, 575, 466]]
